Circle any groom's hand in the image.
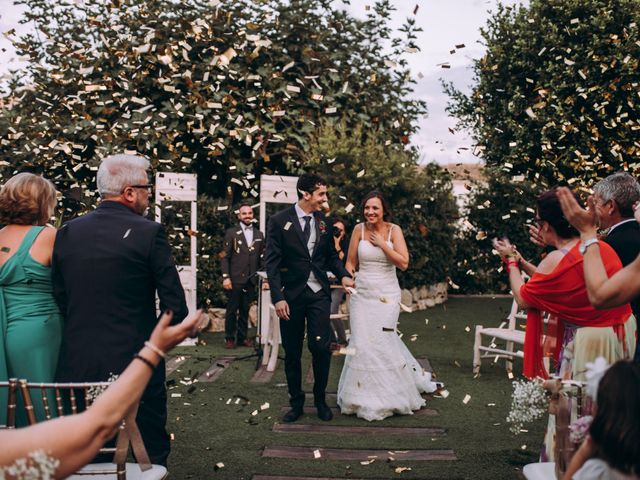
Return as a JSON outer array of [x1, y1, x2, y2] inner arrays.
[[341, 276, 355, 289], [274, 300, 290, 320]]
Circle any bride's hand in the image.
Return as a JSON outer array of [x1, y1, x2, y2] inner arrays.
[[369, 231, 383, 247]]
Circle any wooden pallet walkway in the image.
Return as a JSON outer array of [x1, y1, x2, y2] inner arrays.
[[279, 406, 438, 416], [262, 446, 457, 461], [250, 365, 276, 383], [195, 356, 235, 382], [253, 476, 367, 480], [253, 355, 456, 480], [273, 423, 446, 436], [165, 355, 190, 376]]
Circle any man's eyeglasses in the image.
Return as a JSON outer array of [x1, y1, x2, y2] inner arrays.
[[127, 184, 154, 191]]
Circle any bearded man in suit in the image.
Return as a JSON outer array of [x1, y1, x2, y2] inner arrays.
[[221, 203, 265, 348]]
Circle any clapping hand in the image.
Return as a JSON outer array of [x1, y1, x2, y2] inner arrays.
[[492, 237, 516, 259], [557, 187, 597, 237], [528, 224, 546, 248]]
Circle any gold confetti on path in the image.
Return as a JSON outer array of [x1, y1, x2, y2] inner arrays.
[[195, 356, 235, 382], [261, 446, 457, 461], [165, 355, 190, 376], [272, 424, 446, 436]]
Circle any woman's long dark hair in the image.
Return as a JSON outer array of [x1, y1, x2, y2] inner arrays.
[[589, 360, 640, 474], [361, 190, 392, 222]]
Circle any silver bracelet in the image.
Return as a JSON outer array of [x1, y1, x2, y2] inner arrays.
[[144, 341, 166, 359]]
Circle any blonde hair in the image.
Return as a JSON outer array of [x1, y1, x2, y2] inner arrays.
[[0, 172, 57, 225]]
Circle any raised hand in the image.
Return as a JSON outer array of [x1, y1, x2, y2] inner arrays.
[[149, 309, 204, 353], [557, 187, 597, 237], [492, 237, 516, 259], [528, 224, 546, 248]]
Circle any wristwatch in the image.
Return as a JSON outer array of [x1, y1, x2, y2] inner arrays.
[[579, 238, 599, 255]]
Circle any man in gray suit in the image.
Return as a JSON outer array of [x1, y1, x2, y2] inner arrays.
[[221, 203, 265, 348]]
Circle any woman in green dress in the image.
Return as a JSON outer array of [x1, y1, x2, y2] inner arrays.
[[0, 172, 61, 426]]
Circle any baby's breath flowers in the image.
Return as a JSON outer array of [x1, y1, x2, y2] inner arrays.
[[506, 379, 547, 434]]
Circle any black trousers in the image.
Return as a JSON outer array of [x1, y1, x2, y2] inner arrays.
[[280, 286, 334, 409], [93, 369, 169, 467], [225, 282, 255, 343], [136, 376, 170, 466]]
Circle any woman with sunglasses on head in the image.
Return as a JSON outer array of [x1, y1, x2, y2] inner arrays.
[[493, 187, 635, 461]]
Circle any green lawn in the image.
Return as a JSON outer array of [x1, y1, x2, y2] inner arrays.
[[166, 296, 545, 479]]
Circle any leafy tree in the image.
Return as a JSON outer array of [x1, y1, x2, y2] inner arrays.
[[1, 0, 426, 208], [445, 0, 640, 187], [304, 121, 458, 288], [450, 170, 542, 293]]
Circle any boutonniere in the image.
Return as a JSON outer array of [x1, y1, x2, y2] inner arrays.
[[319, 220, 327, 234]]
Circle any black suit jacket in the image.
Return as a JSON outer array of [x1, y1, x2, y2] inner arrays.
[[220, 224, 265, 285], [603, 220, 640, 316], [52, 201, 188, 383], [265, 206, 350, 304]]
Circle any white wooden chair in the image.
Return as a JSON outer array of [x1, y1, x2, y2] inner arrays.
[[18, 379, 167, 480], [473, 298, 526, 374], [523, 462, 555, 479]]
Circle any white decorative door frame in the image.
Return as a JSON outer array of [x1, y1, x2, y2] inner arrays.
[[258, 174, 298, 370], [154, 172, 198, 336]]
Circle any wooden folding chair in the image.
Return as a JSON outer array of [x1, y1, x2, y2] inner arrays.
[[18, 379, 167, 480], [473, 298, 526, 374], [0, 378, 17, 429], [524, 379, 588, 479]]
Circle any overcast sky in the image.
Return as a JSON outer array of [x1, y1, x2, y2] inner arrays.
[[0, 0, 524, 165]]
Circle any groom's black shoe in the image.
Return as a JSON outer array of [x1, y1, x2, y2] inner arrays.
[[316, 403, 333, 421], [282, 408, 303, 423]]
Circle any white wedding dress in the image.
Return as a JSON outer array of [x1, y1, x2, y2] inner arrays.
[[337, 225, 440, 421]]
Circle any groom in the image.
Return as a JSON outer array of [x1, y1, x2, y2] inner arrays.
[[265, 173, 354, 422]]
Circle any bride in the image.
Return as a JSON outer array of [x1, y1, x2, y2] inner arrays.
[[337, 191, 441, 421]]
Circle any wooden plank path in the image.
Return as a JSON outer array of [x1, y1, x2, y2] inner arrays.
[[195, 356, 235, 383], [250, 365, 276, 383], [279, 406, 438, 416], [273, 424, 446, 436], [253, 355, 456, 480], [165, 355, 190, 376], [262, 446, 457, 461], [253, 476, 367, 480]]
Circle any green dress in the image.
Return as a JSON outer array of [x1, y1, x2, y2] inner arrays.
[[0, 226, 63, 426]]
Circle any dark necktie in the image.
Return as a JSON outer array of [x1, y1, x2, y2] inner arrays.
[[303, 215, 311, 244]]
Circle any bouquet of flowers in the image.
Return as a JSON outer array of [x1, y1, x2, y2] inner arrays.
[[506, 378, 547, 434]]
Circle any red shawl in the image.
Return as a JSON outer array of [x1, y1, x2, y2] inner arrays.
[[519, 242, 631, 379]]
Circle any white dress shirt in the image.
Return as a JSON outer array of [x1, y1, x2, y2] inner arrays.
[[241, 223, 254, 246]]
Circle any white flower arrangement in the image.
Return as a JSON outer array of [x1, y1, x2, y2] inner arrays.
[[86, 373, 119, 404], [0, 450, 59, 480], [506, 379, 547, 435]]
